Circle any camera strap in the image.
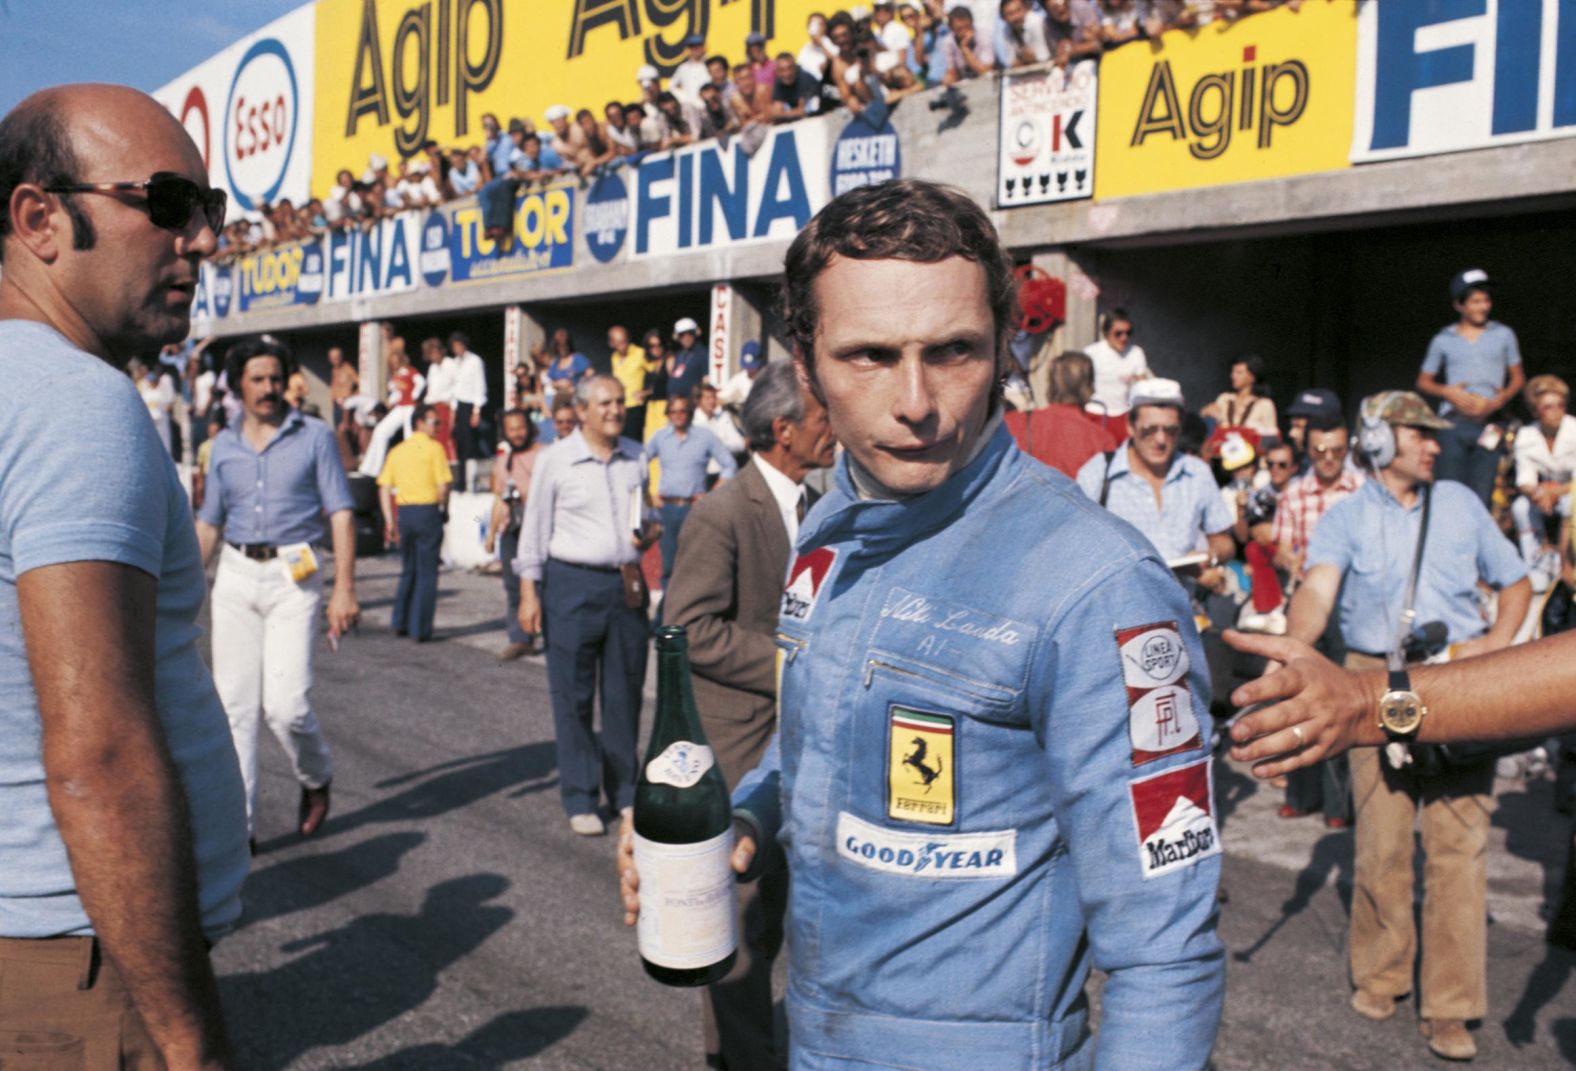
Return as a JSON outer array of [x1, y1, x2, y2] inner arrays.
[[1388, 482, 1433, 674]]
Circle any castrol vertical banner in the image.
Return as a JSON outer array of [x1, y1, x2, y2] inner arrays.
[[154, 3, 316, 222], [503, 305, 524, 410], [709, 285, 731, 388]]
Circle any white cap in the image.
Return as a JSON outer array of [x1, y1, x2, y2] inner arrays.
[[850, 4, 872, 20], [674, 317, 700, 335], [1128, 377, 1186, 410], [545, 104, 572, 122], [368, 153, 388, 171], [874, 50, 901, 74], [359, 168, 377, 185], [407, 160, 429, 174], [636, 64, 660, 84]]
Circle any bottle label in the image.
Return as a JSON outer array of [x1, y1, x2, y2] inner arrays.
[[644, 741, 715, 788], [634, 829, 737, 969]]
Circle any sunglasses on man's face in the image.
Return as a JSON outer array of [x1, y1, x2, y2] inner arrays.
[[44, 171, 227, 233]]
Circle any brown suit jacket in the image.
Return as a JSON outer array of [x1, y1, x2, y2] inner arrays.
[[664, 459, 809, 792]]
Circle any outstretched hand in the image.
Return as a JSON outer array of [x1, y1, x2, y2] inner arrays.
[[1222, 630, 1375, 779]]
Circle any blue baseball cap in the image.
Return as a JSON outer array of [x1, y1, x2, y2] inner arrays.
[[685, 33, 706, 47], [740, 340, 764, 370]]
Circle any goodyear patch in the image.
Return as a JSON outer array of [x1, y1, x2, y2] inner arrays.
[[887, 706, 955, 826], [782, 546, 837, 623], [1129, 757, 1220, 881], [1116, 620, 1202, 765], [836, 811, 1016, 879]]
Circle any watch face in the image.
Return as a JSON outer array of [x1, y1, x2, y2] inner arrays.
[[1380, 691, 1425, 735]]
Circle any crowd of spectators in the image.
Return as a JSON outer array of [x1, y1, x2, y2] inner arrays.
[[210, 0, 1303, 261]]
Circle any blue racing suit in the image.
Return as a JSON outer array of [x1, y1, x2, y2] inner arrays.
[[734, 424, 1225, 1070]]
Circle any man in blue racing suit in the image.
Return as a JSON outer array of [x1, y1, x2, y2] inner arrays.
[[622, 179, 1223, 1069]]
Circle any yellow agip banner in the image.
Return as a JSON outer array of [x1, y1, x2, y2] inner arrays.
[[1093, 0, 1356, 200], [312, 0, 821, 194]]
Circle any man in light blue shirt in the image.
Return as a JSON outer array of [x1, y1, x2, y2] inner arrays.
[[1415, 268, 1525, 507], [648, 391, 737, 590], [195, 336, 358, 843], [1076, 378, 1235, 569], [1284, 389, 1528, 1063], [0, 84, 246, 1066]]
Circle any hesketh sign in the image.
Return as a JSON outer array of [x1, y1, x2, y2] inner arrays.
[[1093, 0, 1355, 200], [155, 4, 317, 220]]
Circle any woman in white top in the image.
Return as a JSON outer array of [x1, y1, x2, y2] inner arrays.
[[1202, 353, 1280, 438], [1513, 374, 1576, 569], [1082, 308, 1150, 416]]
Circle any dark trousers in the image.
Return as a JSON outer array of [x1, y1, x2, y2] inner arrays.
[[658, 502, 692, 588], [500, 528, 536, 646], [705, 869, 789, 1070], [1285, 617, 1352, 821], [542, 559, 648, 817], [623, 405, 647, 442], [478, 177, 520, 233], [1435, 417, 1501, 508], [393, 504, 443, 640], [454, 402, 482, 462]]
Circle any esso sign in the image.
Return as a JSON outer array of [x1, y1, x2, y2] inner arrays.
[[223, 38, 299, 212], [177, 87, 210, 171]]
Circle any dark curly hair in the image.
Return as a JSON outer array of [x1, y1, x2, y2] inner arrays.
[[778, 179, 1017, 393]]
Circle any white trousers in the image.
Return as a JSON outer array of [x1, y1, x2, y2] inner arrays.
[[358, 404, 414, 477], [211, 545, 333, 833]]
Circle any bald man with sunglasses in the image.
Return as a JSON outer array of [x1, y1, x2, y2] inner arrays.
[[0, 86, 245, 1070]]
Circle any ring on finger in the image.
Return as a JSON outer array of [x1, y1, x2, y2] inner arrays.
[[1291, 724, 1306, 747]]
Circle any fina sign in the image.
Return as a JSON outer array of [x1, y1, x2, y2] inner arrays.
[[155, 5, 315, 218], [1352, 0, 1576, 163], [321, 214, 421, 303], [631, 123, 830, 259]]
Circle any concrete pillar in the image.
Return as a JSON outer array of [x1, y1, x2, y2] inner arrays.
[[357, 321, 384, 403], [1022, 249, 1100, 406], [503, 305, 547, 409]]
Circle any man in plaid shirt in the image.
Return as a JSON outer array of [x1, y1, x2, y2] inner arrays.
[[1274, 422, 1365, 582]]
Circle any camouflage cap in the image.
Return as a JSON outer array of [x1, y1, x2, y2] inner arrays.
[[1361, 390, 1452, 430]]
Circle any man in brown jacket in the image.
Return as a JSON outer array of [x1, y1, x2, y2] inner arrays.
[[662, 359, 835, 1071]]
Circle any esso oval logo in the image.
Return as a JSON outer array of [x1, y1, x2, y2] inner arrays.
[[223, 38, 299, 213]]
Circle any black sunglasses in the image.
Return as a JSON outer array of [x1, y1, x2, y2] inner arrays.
[[44, 171, 226, 233]]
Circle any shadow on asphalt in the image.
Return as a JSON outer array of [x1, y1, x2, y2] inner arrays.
[[358, 589, 459, 611], [1213, 754, 1258, 829], [1505, 943, 1576, 1058], [257, 743, 560, 854], [222, 874, 517, 1070], [344, 1006, 591, 1069], [1494, 780, 1568, 913], [239, 831, 426, 929], [1232, 831, 1354, 965]]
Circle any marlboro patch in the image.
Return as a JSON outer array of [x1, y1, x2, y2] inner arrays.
[[887, 706, 955, 826], [782, 547, 837, 623], [1116, 621, 1201, 765], [1129, 757, 1220, 881]]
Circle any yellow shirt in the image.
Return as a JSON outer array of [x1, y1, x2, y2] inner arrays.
[[612, 344, 652, 403], [377, 431, 452, 505]]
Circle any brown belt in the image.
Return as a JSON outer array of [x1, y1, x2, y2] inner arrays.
[[227, 541, 278, 561]]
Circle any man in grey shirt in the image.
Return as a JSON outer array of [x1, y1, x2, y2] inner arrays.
[[516, 375, 659, 836], [0, 85, 247, 1069], [1416, 268, 1525, 507]]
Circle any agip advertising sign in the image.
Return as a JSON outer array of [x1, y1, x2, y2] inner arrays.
[[155, 3, 316, 219], [1352, 0, 1576, 164], [1094, 0, 1355, 199], [311, 0, 826, 190]]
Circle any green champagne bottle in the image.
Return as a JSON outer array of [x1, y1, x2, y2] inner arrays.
[[634, 625, 739, 987]]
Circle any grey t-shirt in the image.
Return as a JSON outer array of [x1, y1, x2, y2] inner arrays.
[[1420, 320, 1522, 418], [0, 321, 248, 939]]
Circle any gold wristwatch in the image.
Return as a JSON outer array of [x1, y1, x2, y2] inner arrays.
[[1377, 668, 1427, 740]]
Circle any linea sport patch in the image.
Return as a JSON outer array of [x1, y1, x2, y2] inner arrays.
[[1115, 620, 1201, 765], [887, 707, 955, 826], [782, 547, 837, 623], [836, 811, 1016, 879], [1128, 757, 1220, 881]]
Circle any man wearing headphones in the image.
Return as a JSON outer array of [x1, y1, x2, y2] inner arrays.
[[197, 337, 359, 846], [1277, 390, 1528, 1062]]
